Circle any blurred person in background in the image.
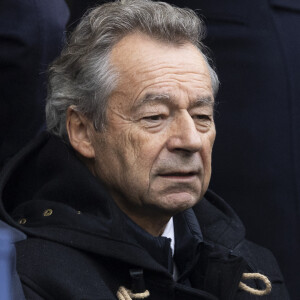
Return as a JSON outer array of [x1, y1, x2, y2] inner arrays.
[[0, 0, 69, 169]]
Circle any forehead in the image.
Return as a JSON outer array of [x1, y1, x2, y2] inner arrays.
[[109, 32, 213, 107]]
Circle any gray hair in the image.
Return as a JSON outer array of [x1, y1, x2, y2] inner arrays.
[[46, 0, 219, 141]]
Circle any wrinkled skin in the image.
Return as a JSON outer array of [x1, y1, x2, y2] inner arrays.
[[89, 33, 216, 235]]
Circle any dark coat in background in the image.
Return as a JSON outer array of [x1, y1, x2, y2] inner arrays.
[[0, 0, 69, 169], [0, 133, 289, 299]]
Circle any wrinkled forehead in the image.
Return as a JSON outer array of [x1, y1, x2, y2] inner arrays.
[[110, 32, 209, 80], [108, 32, 213, 107]]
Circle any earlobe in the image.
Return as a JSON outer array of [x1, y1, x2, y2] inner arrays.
[[66, 106, 95, 158]]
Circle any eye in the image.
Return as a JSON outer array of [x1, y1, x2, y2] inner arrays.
[[193, 114, 213, 129], [142, 115, 165, 122], [193, 114, 211, 121]]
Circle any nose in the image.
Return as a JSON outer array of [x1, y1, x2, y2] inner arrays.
[[166, 111, 202, 153]]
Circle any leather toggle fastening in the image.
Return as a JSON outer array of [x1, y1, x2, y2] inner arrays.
[[130, 269, 146, 293]]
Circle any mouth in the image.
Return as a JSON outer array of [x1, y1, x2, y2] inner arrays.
[[158, 171, 198, 180]]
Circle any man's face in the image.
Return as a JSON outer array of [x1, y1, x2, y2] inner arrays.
[[90, 33, 216, 220]]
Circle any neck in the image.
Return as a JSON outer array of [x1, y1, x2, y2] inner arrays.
[[128, 213, 170, 236], [112, 197, 171, 236]]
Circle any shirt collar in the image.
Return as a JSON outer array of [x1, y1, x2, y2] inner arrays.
[[161, 217, 175, 256]]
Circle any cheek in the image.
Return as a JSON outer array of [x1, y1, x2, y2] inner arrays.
[[202, 133, 215, 174], [126, 130, 167, 182], [204, 128, 216, 160], [112, 128, 153, 174]]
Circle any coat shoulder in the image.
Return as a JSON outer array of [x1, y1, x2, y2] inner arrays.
[[234, 240, 284, 280], [16, 238, 116, 300]]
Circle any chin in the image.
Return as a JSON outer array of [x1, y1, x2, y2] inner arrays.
[[158, 192, 200, 214]]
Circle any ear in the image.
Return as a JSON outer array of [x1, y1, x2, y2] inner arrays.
[[66, 106, 95, 158]]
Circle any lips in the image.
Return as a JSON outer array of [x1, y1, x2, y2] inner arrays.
[[157, 172, 199, 184], [159, 171, 198, 177], [157, 170, 200, 181]]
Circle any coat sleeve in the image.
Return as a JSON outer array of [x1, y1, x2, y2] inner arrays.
[[22, 285, 47, 300], [19, 274, 55, 300]]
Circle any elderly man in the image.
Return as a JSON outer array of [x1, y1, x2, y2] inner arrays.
[[0, 0, 289, 299]]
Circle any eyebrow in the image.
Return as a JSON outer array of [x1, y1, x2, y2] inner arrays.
[[140, 93, 171, 105], [133, 93, 214, 111], [132, 93, 172, 111], [189, 96, 215, 109]]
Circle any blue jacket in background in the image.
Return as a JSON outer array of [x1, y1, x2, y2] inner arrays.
[[0, 220, 26, 300]]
